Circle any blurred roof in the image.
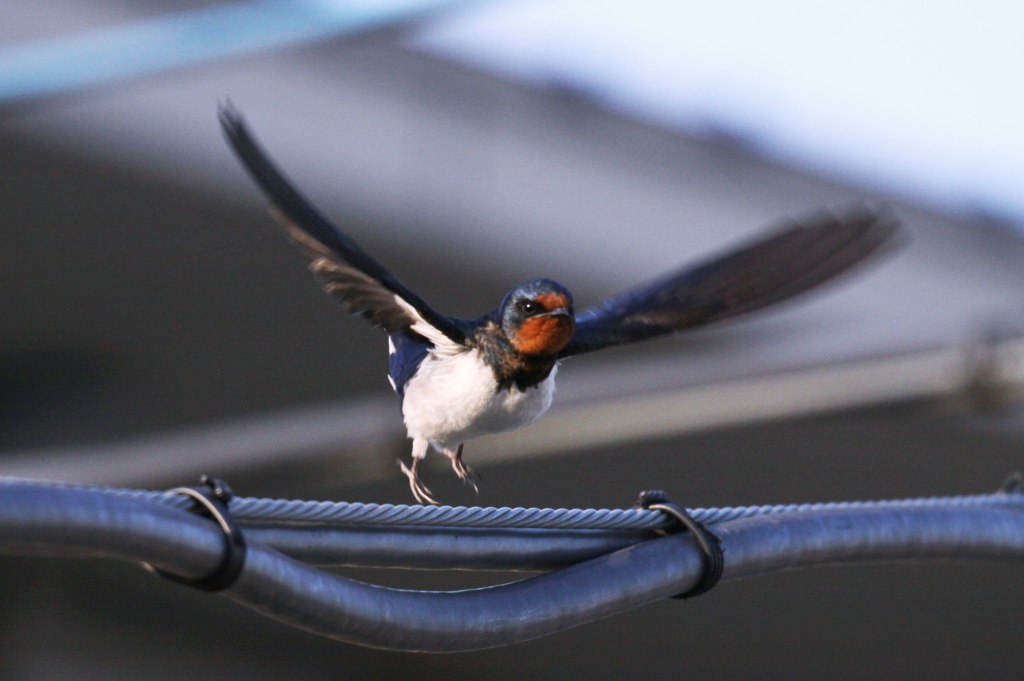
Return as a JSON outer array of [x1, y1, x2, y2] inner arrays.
[[7, 1, 1024, 221]]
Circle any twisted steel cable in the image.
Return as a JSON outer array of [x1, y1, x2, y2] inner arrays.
[[15, 478, 1024, 532]]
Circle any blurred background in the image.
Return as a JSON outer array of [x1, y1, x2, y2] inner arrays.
[[3, 0, 1024, 678]]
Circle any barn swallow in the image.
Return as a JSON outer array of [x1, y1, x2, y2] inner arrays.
[[219, 105, 900, 504]]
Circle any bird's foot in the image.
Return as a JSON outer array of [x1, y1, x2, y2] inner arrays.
[[446, 444, 479, 494], [398, 459, 437, 505]]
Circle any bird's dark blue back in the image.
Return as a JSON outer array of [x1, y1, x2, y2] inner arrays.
[[388, 332, 432, 399]]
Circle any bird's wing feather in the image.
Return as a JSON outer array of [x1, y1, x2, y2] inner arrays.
[[219, 104, 470, 348], [560, 207, 901, 357]]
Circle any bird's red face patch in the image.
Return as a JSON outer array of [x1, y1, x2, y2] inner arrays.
[[535, 292, 571, 313], [511, 293, 574, 355]]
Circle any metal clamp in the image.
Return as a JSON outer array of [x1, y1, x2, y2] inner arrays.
[[637, 490, 724, 599], [149, 475, 247, 592]]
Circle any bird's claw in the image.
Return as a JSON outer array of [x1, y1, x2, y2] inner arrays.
[[399, 459, 437, 505], [447, 444, 479, 494], [450, 457, 479, 494]]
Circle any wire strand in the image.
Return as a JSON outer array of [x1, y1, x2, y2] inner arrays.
[[16, 479, 1024, 532]]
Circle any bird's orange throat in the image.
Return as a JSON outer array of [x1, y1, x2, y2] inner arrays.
[[512, 315, 575, 355]]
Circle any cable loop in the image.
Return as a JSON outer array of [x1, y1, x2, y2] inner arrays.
[[147, 476, 247, 592], [637, 490, 724, 599]]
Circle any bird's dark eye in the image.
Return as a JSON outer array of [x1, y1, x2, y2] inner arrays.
[[520, 300, 539, 314]]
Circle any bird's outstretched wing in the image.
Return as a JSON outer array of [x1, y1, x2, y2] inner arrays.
[[560, 208, 901, 357], [219, 105, 471, 347]]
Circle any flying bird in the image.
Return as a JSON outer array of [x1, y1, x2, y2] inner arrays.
[[219, 105, 900, 504]]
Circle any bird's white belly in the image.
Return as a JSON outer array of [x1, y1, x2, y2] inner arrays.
[[401, 349, 556, 449]]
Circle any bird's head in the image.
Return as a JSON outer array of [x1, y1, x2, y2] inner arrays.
[[499, 278, 575, 355]]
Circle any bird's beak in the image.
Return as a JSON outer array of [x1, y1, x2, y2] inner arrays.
[[543, 307, 573, 319]]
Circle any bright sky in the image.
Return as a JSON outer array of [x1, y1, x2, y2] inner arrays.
[[415, 0, 1024, 222]]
